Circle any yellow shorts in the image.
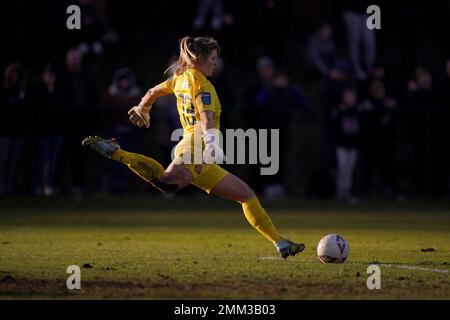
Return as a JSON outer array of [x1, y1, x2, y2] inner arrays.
[[174, 133, 229, 194]]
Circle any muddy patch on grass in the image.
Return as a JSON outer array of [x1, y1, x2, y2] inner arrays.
[[0, 277, 449, 299]]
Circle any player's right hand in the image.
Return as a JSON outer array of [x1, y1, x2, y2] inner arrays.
[[202, 130, 225, 164], [128, 105, 150, 128]]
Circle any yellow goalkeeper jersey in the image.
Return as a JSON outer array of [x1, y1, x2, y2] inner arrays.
[[159, 68, 221, 135]]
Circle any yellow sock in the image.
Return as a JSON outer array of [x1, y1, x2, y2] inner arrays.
[[111, 149, 164, 184], [241, 196, 283, 244]]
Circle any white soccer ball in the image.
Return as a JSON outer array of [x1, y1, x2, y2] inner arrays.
[[317, 234, 349, 263]]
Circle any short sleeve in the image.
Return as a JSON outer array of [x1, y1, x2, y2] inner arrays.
[[159, 77, 174, 94], [196, 91, 215, 112], [195, 83, 215, 113]]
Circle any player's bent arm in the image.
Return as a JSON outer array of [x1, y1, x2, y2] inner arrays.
[[199, 110, 215, 132], [128, 83, 170, 128], [138, 84, 170, 112]]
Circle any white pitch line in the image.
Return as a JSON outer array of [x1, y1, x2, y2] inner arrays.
[[378, 263, 449, 274], [257, 257, 450, 274]]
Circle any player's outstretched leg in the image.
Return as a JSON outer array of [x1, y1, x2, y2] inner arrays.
[[242, 196, 305, 259], [82, 136, 179, 193], [210, 173, 305, 259]]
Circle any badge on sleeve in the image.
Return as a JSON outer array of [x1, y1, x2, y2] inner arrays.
[[201, 92, 212, 105]]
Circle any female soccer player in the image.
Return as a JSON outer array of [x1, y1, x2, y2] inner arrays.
[[82, 36, 304, 258]]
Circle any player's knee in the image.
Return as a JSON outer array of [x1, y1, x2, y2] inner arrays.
[[155, 171, 191, 193], [238, 186, 256, 203]]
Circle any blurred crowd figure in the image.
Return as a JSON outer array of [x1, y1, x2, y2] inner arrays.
[[359, 66, 398, 199], [100, 67, 141, 193], [1, 0, 449, 202], [60, 48, 99, 197], [306, 23, 337, 79], [342, 0, 377, 80], [192, 0, 224, 31], [32, 64, 64, 196], [0, 63, 29, 195], [243, 57, 309, 198], [331, 88, 361, 201]]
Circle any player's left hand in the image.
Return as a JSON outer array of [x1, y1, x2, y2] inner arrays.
[[203, 130, 224, 164]]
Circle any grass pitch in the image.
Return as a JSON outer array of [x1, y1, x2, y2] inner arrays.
[[0, 195, 449, 299]]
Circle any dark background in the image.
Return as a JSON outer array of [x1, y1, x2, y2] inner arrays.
[[1, 0, 449, 201]]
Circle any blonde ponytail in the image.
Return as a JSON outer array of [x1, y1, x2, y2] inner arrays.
[[165, 36, 220, 76]]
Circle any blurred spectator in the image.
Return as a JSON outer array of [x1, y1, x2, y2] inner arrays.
[[256, 57, 276, 87], [360, 80, 398, 197], [241, 57, 276, 192], [320, 58, 352, 172], [306, 23, 337, 78], [31, 64, 65, 197], [210, 56, 235, 129], [403, 65, 436, 195], [342, 0, 377, 79], [192, 0, 224, 31], [59, 48, 98, 197], [101, 68, 141, 133], [331, 88, 362, 201], [320, 58, 352, 109], [358, 62, 402, 196], [100, 67, 141, 193], [76, 0, 106, 56], [255, 69, 309, 198], [406, 66, 433, 96], [357, 62, 394, 101], [243, 57, 276, 129], [0, 63, 30, 195], [428, 59, 450, 196]]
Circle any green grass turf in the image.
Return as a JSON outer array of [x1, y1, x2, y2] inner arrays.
[[0, 195, 449, 299]]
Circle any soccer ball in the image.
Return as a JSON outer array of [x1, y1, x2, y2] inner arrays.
[[317, 234, 349, 263]]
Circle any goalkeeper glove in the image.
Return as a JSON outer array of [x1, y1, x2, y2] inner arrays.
[[202, 129, 224, 164], [128, 105, 151, 128]]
